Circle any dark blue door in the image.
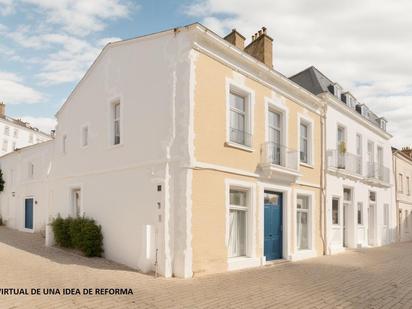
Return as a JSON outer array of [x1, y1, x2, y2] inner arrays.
[[264, 191, 282, 260], [25, 198, 33, 229]]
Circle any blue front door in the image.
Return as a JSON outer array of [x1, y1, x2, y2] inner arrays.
[[24, 198, 33, 230], [264, 191, 283, 260]]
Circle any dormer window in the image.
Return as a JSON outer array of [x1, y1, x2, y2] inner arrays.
[[360, 105, 369, 118], [344, 93, 357, 109], [333, 84, 342, 99], [378, 118, 387, 131]]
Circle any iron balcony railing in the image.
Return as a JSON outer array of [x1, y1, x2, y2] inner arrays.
[[367, 162, 390, 183], [260, 142, 299, 170], [327, 150, 362, 175], [229, 127, 252, 147]]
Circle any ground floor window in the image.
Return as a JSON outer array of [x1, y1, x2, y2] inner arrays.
[[228, 189, 248, 257], [332, 198, 339, 225], [383, 204, 389, 226], [357, 202, 363, 225], [72, 189, 81, 217], [297, 195, 310, 250]]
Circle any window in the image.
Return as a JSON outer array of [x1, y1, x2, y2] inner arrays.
[[4, 126, 9, 136], [332, 198, 339, 225], [343, 188, 352, 201], [82, 126, 89, 147], [2, 139, 8, 152], [29, 133, 34, 143], [229, 92, 250, 147], [406, 210, 409, 231], [297, 195, 310, 250], [72, 189, 81, 217], [333, 84, 342, 99], [13, 129, 18, 138], [356, 134, 362, 174], [384, 204, 389, 226], [228, 189, 248, 257], [62, 135, 67, 154], [399, 174, 404, 193], [337, 126, 346, 168], [407, 176, 410, 196], [268, 110, 282, 164], [300, 122, 309, 164], [369, 191, 376, 202], [357, 202, 363, 225], [113, 102, 121, 145]]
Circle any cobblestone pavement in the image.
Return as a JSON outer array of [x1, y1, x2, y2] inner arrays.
[[0, 227, 412, 309]]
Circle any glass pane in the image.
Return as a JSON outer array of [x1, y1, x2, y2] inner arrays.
[[300, 123, 308, 138], [269, 111, 280, 128], [343, 188, 351, 201], [230, 92, 245, 112], [269, 128, 280, 145], [300, 138, 308, 162], [332, 199, 339, 224], [264, 192, 279, 204], [114, 103, 120, 119], [228, 209, 246, 257], [369, 191, 376, 202], [230, 190, 247, 206], [357, 203, 363, 225], [297, 211, 308, 250], [297, 195, 308, 209]]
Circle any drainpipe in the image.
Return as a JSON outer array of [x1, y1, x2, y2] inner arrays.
[[320, 99, 327, 255], [393, 152, 400, 242]]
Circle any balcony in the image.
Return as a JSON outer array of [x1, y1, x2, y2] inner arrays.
[[259, 142, 300, 182], [327, 150, 362, 177], [367, 162, 390, 186]]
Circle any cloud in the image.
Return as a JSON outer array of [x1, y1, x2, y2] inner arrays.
[[20, 115, 56, 133], [185, 0, 412, 146], [0, 71, 44, 104], [22, 0, 135, 36], [0, 0, 14, 15]]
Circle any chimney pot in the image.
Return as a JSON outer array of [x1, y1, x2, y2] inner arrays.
[[244, 27, 274, 68], [223, 28, 246, 49], [262, 26, 267, 34], [258, 30, 262, 36]]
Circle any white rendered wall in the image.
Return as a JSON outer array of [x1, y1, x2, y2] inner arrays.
[[325, 101, 395, 253]]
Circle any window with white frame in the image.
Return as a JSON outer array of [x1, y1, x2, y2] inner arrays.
[[297, 195, 310, 250], [4, 126, 9, 136], [229, 91, 250, 147], [356, 134, 362, 174], [62, 135, 67, 154], [113, 102, 121, 145], [407, 176, 410, 196], [228, 189, 248, 257], [384, 204, 389, 226], [268, 109, 282, 164], [399, 173, 404, 193], [332, 198, 339, 225], [2, 139, 8, 152], [406, 210, 409, 231], [333, 84, 342, 99], [357, 202, 363, 225], [299, 121, 310, 164], [82, 126, 89, 147], [13, 128, 18, 138]]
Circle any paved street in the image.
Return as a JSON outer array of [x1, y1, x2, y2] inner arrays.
[[0, 227, 412, 308]]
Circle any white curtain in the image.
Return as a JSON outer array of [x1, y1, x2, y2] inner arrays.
[[297, 211, 308, 250], [229, 209, 246, 257]]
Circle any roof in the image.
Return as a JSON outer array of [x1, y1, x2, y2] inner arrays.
[[289, 66, 386, 131], [0, 114, 51, 137]]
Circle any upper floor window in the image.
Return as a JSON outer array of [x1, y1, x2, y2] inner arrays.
[[113, 102, 121, 145], [82, 126, 89, 147], [356, 134, 362, 174], [333, 84, 342, 99], [378, 118, 387, 131], [345, 93, 357, 109], [4, 126, 9, 136], [399, 174, 404, 193], [407, 176, 411, 196], [13, 128, 18, 138], [28, 162, 34, 178], [299, 119, 312, 165], [229, 91, 251, 147]]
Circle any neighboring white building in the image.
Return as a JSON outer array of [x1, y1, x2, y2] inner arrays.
[[0, 102, 52, 156], [291, 67, 396, 253]]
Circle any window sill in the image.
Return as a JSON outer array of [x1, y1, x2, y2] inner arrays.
[[108, 143, 124, 150], [227, 256, 260, 271], [300, 162, 314, 169], [224, 141, 254, 153]]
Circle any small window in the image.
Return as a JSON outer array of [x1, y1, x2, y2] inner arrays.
[[72, 189, 81, 217], [297, 195, 310, 250], [357, 202, 363, 225], [82, 126, 89, 147], [13, 129, 18, 138], [343, 188, 352, 201], [332, 198, 339, 225], [300, 122, 310, 164], [369, 191, 376, 202], [228, 189, 248, 257], [2, 139, 8, 152], [62, 135, 67, 154], [398, 174, 404, 193], [29, 133, 34, 143], [229, 91, 250, 147], [113, 102, 121, 145], [28, 162, 34, 178], [4, 126, 9, 136]]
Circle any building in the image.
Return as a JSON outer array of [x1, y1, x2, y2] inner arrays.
[[0, 24, 327, 278], [290, 67, 395, 253], [392, 147, 412, 241]]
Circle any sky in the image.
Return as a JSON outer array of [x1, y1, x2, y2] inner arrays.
[[0, 0, 410, 146]]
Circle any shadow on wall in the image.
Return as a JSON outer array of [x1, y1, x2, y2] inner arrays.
[[0, 226, 138, 272]]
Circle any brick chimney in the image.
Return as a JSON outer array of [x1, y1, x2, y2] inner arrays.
[[0, 102, 5, 117], [244, 27, 273, 68], [224, 29, 246, 49]]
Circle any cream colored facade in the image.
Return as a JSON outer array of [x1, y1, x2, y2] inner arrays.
[[393, 149, 412, 241], [192, 50, 324, 274]]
